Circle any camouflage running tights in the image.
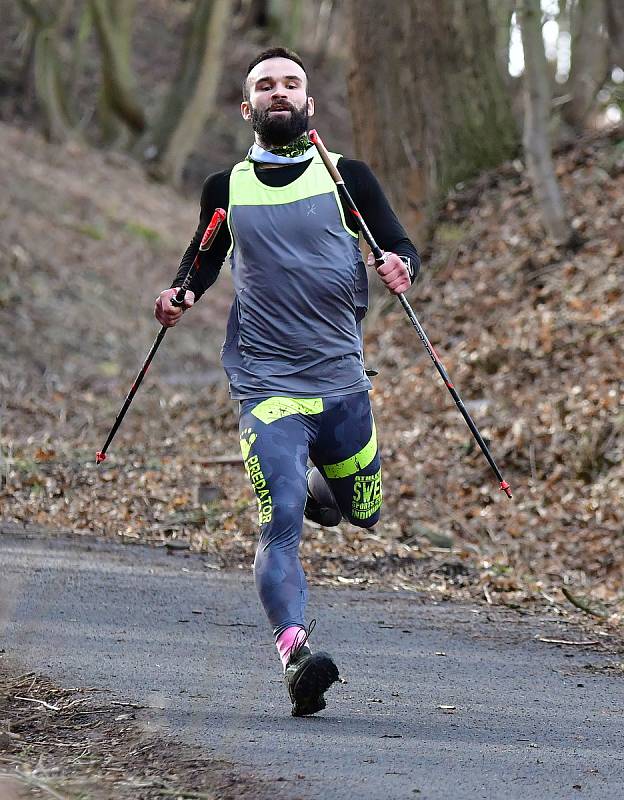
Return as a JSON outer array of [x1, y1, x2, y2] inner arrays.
[[238, 391, 382, 638]]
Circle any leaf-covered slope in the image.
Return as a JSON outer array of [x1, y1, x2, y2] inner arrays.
[[366, 127, 623, 609]]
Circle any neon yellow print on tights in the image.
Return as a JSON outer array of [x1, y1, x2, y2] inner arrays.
[[351, 469, 382, 520], [239, 428, 273, 525]]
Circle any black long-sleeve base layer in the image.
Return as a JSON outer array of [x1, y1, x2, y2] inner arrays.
[[171, 157, 420, 300]]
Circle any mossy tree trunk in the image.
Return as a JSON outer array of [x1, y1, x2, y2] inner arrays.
[[16, 0, 75, 142], [346, 0, 518, 241], [89, 0, 146, 145], [490, 0, 516, 87], [142, 0, 232, 186], [268, 0, 304, 48], [562, 0, 610, 131]]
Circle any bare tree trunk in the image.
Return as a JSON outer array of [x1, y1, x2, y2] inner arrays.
[[311, 0, 336, 65], [16, 0, 75, 142], [490, 0, 515, 85], [346, 0, 518, 242], [265, 0, 303, 47], [90, 0, 146, 142], [518, 0, 571, 244], [143, 0, 232, 187], [233, 0, 269, 31], [606, 0, 624, 64], [563, 0, 610, 130]]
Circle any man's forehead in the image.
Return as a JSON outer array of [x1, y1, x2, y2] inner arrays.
[[247, 57, 306, 85]]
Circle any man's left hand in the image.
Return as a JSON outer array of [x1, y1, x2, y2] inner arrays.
[[367, 251, 411, 295]]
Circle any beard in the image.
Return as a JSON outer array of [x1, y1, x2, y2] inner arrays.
[[251, 100, 309, 147]]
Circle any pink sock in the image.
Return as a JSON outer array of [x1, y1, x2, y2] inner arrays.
[[276, 625, 307, 669]]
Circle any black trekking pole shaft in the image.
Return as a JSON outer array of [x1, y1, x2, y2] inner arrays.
[[96, 208, 226, 465], [95, 326, 166, 464], [309, 130, 511, 498]]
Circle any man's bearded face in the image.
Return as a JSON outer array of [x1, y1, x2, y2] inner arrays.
[[250, 99, 309, 147]]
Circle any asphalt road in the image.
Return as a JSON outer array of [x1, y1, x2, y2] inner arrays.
[[1, 531, 622, 800]]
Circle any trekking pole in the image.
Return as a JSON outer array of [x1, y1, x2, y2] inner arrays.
[[309, 130, 512, 498], [95, 208, 227, 465]]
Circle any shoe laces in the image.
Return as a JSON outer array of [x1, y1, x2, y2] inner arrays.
[[290, 618, 316, 662]]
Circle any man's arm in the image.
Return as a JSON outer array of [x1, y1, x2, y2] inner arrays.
[[155, 169, 232, 327], [170, 169, 232, 299], [338, 158, 421, 286]]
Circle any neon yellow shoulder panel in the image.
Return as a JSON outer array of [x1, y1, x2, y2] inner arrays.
[[226, 151, 358, 255], [229, 151, 341, 206]]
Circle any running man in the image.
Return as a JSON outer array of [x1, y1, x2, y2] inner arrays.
[[155, 47, 420, 717]]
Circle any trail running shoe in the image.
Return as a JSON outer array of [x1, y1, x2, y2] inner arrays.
[[304, 472, 342, 528], [283, 622, 340, 717]]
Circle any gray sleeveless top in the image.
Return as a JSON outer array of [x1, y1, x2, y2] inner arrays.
[[221, 151, 372, 400]]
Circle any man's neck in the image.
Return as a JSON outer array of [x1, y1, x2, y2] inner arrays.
[[248, 134, 313, 168], [256, 162, 286, 169], [255, 136, 301, 151]]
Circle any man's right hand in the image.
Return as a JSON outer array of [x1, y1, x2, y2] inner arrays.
[[154, 288, 195, 327]]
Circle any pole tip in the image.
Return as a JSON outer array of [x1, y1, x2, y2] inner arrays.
[[499, 480, 512, 499], [215, 208, 226, 221], [96, 451, 106, 464], [309, 129, 318, 144]]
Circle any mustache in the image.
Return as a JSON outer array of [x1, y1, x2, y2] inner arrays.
[[268, 101, 295, 112]]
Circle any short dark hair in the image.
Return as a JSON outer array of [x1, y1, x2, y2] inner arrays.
[[242, 47, 307, 100]]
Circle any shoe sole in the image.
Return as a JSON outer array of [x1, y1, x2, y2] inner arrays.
[[289, 651, 339, 717], [304, 506, 343, 527]]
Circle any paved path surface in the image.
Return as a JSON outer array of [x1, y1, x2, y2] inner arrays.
[[1, 531, 622, 799]]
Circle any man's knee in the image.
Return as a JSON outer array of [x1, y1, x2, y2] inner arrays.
[[344, 467, 382, 529], [344, 507, 381, 529]]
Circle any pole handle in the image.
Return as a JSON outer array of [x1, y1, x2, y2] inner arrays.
[[309, 130, 343, 184], [170, 289, 190, 308], [171, 208, 226, 307], [171, 288, 191, 308]]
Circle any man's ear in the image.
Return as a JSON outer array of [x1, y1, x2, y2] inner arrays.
[[241, 100, 252, 121], [307, 96, 315, 117]]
